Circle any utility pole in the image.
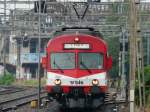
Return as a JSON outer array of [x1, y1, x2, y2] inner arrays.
[[16, 38, 21, 79], [3, 0, 7, 75], [147, 35, 150, 65], [128, 0, 138, 112], [136, 38, 142, 109], [120, 28, 127, 100], [136, 0, 145, 110], [38, 0, 41, 110], [136, 37, 145, 111], [129, 0, 146, 111], [141, 40, 145, 111]]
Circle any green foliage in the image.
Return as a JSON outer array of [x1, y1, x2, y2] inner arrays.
[[144, 66, 150, 105], [14, 78, 46, 87], [104, 36, 119, 77], [0, 72, 15, 85], [144, 66, 150, 85], [135, 65, 150, 106]]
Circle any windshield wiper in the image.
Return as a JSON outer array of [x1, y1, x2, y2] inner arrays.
[[53, 60, 64, 73], [80, 61, 91, 73]]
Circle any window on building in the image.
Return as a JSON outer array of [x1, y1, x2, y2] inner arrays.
[[30, 40, 37, 53]]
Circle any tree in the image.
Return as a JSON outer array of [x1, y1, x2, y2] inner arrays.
[[104, 36, 119, 78], [144, 66, 150, 106], [135, 65, 150, 106]]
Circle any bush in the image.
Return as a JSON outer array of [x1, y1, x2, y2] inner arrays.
[[144, 66, 150, 105], [0, 72, 15, 85], [135, 65, 150, 106], [13, 78, 46, 87]]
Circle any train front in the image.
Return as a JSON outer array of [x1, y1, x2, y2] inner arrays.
[[42, 31, 112, 108]]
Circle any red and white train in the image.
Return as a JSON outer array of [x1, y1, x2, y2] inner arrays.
[[42, 27, 112, 108]]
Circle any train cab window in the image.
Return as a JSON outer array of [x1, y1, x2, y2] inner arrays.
[[51, 53, 75, 69], [79, 53, 103, 69]]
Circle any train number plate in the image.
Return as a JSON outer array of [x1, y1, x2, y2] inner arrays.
[[70, 80, 84, 85]]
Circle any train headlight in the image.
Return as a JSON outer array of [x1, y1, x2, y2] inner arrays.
[[75, 37, 79, 42], [54, 79, 61, 85], [92, 79, 99, 86]]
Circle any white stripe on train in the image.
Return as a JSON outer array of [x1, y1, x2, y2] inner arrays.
[[46, 72, 107, 86]]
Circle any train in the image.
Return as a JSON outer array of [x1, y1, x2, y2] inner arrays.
[[42, 27, 112, 109]]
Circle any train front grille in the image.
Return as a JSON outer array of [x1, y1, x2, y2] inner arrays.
[[70, 87, 84, 97]]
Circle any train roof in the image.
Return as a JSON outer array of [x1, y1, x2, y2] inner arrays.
[[53, 27, 103, 39]]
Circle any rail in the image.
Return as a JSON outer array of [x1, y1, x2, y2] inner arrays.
[[0, 91, 47, 112]]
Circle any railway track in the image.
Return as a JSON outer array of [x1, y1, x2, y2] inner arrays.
[[41, 89, 126, 112], [0, 91, 47, 112], [44, 97, 126, 112], [0, 86, 26, 95], [0, 86, 126, 112], [0, 86, 45, 102]]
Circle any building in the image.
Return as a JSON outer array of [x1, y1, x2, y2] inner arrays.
[[8, 9, 51, 79]]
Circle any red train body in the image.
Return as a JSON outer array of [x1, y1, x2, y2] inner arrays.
[[42, 27, 112, 108]]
